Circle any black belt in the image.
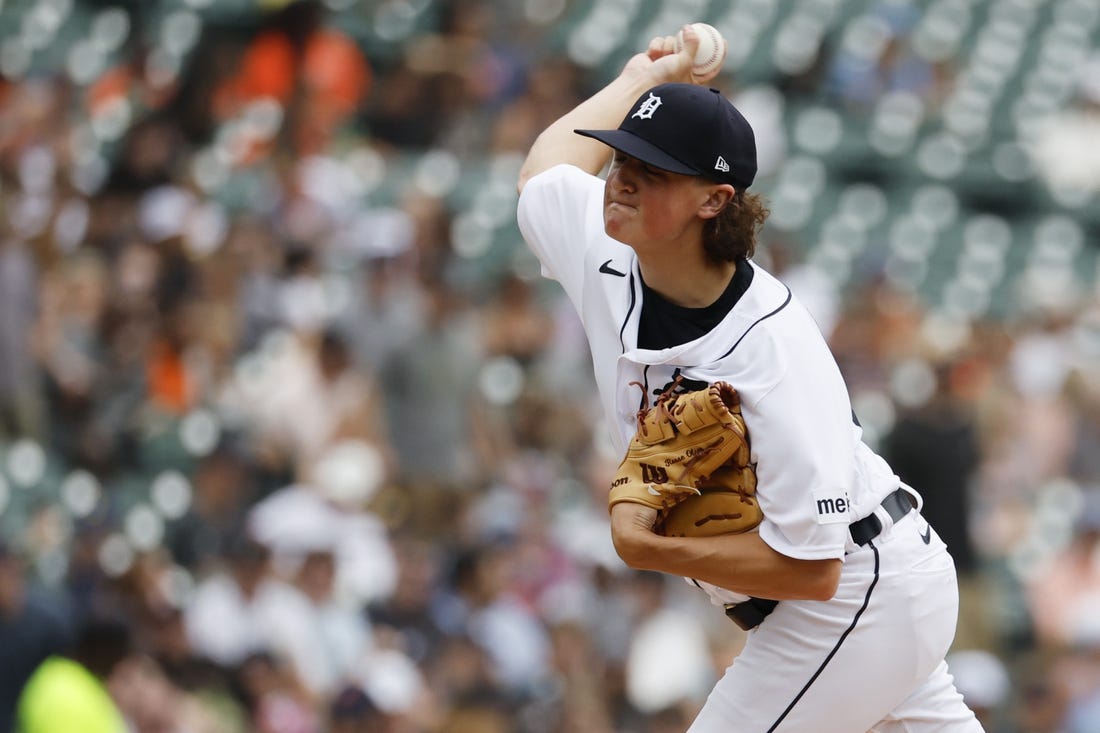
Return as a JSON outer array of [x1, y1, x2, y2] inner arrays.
[[848, 487, 917, 546], [724, 488, 917, 631], [725, 596, 779, 631]]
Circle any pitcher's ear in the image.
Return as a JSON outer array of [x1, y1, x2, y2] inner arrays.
[[698, 184, 736, 220]]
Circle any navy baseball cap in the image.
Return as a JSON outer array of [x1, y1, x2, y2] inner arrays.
[[576, 83, 758, 189]]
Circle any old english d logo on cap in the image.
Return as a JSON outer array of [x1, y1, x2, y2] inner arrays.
[[631, 92, 663, 120]]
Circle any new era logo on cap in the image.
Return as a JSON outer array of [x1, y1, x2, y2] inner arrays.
[[575, 83, 758, 189]]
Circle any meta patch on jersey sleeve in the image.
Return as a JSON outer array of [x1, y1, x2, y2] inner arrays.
[[812, 488, 852, 525]]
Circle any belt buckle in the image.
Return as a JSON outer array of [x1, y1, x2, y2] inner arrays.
[[850, 512, 882, 546]]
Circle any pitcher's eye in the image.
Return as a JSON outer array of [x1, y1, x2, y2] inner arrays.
[[610, 152, 663, 179]]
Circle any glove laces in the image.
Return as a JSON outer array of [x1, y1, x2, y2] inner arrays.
[[629, 375, 683, 440]]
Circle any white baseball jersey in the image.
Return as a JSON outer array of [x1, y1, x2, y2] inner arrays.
[[518, 164, 901, 605], [518, 164, 982, 732]]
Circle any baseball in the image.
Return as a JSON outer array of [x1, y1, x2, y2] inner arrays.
[[674, 22, 727, 78]]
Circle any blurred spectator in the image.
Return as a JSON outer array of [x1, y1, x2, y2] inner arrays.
[[0, 240, 40, 440], [368, 535, 447, 666], [1029, 54, 1100, 202], [424, 634, 509, 726], [245, 327, 394, 488], [281, 548, 372, 698], [380, 280, 485, 486], [1053, 643, 1100, 733], [1016, 680, 1068, 733], [1065, 356, 1100, 485], [331, 206, 420, 372], [828, 277, 925, 393], [623, 573, 713, 719], [433, 544, 551, 696], [541, 620, 616, 733], [946, 649, 1012, 732], [0, 542, 72, 733], [1067, 672, 1100, 733], [328, 684, 389, 733], [1000, 314, 1079, 485], [30, 250, 111, 467], [16, 617, 131, 733], [145, 606, 242, 723], [247, 483, 397, 607], [104, 116, 184, 194], [402, 0, 527, 155], [490, 57, 585, 155], [480, 273, 554, 365], [1011, 653, 1075, 733], [213, 0, 371, 158], [1025, 489, 1100, 647], [236, 651, 319, 733], [108, 652, 240, 733], [361, 66, 443, 149], [882, 359, 985, 646], [825, 2, 951, 111], [167, 447, 260, 571], [183, 536, 302, 669]]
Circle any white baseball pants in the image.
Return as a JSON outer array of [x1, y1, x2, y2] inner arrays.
[[687, 511, 984, 733]]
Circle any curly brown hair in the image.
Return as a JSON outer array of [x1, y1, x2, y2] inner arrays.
[[701, 191, 770, 265]]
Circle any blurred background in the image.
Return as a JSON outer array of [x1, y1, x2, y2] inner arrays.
[[0, 0, 1097, 731]]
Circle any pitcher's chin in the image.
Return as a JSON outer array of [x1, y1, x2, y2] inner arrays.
[[603, 212, 634, 243]]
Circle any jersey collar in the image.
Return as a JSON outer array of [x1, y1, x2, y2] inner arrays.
[[620, 260, 792, 366]]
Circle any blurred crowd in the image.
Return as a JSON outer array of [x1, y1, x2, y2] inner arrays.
[[0, 1, 1099, 732]]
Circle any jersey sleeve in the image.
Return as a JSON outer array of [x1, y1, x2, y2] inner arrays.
[[742, 319, 859, 561], [516, 164, 608, 308]]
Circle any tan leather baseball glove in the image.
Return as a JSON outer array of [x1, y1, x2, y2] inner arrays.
[[656, 460, 761, 537], [609, 381, 762, 537]]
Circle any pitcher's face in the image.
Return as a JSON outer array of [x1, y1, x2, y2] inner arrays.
[[603, 151, 714, 253]]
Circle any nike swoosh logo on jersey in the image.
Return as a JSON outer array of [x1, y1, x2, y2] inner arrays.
[[920, 525, 931, 544], [599, 259, 627, 277]]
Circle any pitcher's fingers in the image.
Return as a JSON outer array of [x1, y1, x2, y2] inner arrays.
[[647, 34, 677, 59], [677, 23, 700, 59]]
